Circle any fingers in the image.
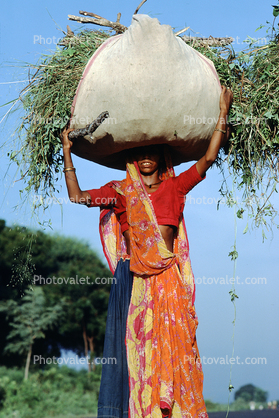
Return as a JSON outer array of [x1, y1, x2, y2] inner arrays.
[[221, 85, 232, 96], [61, 126, 74, 149], [220, 85, 233, 112], [61, 126, 70, 139], [223, 85, 233, 98], [62, 127, 74, 136]]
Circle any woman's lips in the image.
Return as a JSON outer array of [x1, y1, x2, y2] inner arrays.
[[140, 160, 153, 167]]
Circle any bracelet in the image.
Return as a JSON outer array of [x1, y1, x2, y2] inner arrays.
[[63, 167, 76, 173], [215, 128, 226, 134]]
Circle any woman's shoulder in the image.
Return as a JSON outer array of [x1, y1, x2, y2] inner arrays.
[[105, 179, 126, 195], [174, 163, 205, 195]]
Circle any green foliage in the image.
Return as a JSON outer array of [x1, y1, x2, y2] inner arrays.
[[9, 20, 279, 232], [0, 221, 56, 366], [228, 290, 238, 303], [273, 5, 279, 17], [0, 365, 100, 418], [0, 220, 112, 366], [10, 30, 110, 199], [202, 394, 269, 413], [0, 287, 64, 379], [0, 221, 36, 294], [228, 249, 238, 261], [40, 234, 112, 359], [204, 399, 227, 412], [235, 383, 268, 403], [0, 366, 270, 417], [2, 7, 279, 233], [197, 31, 279, 232], [0, 287, 63, 355], [231, 397, 251, 411]]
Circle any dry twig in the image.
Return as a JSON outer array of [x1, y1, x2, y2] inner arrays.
[[68, 7, 233, 46], [174, 27, 190, 36], [68, 12, 127, 33]]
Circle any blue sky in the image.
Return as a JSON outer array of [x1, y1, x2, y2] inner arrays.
[[0, 0, 278, 405]]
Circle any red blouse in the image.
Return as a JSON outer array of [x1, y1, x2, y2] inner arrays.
[[86, 163, 204, 233]]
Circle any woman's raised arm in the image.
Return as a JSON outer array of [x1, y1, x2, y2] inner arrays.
[[196, 86, 233, 178], [61, 127, 92, 205]]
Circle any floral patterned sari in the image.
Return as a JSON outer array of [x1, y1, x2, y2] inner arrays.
[[100, 154, 208, 418]]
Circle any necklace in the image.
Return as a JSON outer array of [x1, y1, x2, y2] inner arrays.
[[144, 181, 162, 189]]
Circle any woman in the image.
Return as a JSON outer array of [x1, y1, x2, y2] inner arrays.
[[62, 86, 233, 418]]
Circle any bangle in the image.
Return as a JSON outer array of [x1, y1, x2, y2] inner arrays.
[[215, 128, 226, 134], [63, 167, 76, 173]]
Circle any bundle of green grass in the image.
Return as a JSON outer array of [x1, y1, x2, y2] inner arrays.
[[11, 14, 279, 232]]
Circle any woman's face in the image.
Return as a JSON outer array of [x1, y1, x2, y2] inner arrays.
[[135, 145, 162, 176]]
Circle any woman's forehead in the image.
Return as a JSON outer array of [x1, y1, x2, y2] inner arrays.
[[133, 144, 163, 156]]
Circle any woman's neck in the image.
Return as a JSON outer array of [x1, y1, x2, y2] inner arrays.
[[141, 170, 162, 193], [141, 170, 160, 185]]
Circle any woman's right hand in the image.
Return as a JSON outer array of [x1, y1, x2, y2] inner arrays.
[[61, 127, 74, 151]]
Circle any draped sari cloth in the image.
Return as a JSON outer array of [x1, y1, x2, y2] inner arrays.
[[99, 152, 208, 418]]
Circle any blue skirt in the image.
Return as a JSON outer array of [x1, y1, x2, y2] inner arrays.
[[98, 258, 133, 418]]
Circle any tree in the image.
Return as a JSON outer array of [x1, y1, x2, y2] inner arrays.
[[0, 220, 55, 297], [0, 287, 64, 380], [234, 384, 268, 403], [0, 220, 112, 370], [0, 220, 58, 367], [42, 235, 112, 372]]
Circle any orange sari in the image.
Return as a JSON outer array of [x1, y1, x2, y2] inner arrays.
[[100, 156, 208, 418]]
